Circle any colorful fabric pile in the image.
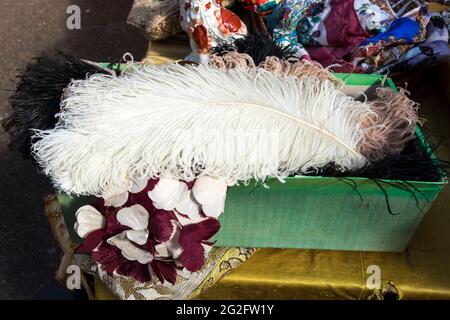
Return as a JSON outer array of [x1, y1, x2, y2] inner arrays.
[[244, 0, 449, 73], [127, 0, 448, 73]]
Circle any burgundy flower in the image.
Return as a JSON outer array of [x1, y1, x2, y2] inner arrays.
[[128, 263, 152, 283], [76, 202, 178, 284], [92, 242, 126, 275], [77, 229, 106, 253], [100, 177, 159, 209], [178, 219, 220, 272], [75, 176, 225, 285], [150, 260, 178, 285], [148, 209, 177, 243]]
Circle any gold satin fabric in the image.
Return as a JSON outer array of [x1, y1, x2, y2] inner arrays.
[[95, 20, 450, 299], [95, 277, 117, 300]]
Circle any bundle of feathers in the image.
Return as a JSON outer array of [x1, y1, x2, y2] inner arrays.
[[2, 35, 422, 198], [2, 52, 115, 157], [33, 62, 369, 196]]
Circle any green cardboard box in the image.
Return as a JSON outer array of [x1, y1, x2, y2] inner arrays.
[[58, 73, 447, 252]]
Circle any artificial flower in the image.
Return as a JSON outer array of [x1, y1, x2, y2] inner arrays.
[[74, 205, 105, 238], [106, 204, 153, 263], [129, 175, 151, 193], [175, 190, 202, 222], [103, 191, 128, 208], [192, 176, 228, 218], [77, 202, 179, 284], [148, 178, 188, 210], [178, 218, 220, 272], [76, 176, 225, 284]]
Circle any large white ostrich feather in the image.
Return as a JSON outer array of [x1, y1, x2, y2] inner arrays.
[[32, 63, 373, 196]]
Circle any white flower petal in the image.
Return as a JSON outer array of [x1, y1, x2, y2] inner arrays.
[[148, 178, 188, 210], [174, 181, 189, 201], [103, 192, 128, 207], [148, 178, 179, 203], [117, 204, 149, 230], [192, 176, 227, 205], [155, 229, 183, 259], [153, 198, 178, 211], [175, 190, 202, 222], [201, 194, 226, 218], [174, 210, 204, 227], [129, 176, 149, 193], [154, 243, 169, 257], [202, 243, 213, 255], [107, 232, 152, 264], [74, 205, 105, 238], [126, 230, 149, 245]]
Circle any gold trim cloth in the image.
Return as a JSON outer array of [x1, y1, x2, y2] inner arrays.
[[98, 248, 255, 300]]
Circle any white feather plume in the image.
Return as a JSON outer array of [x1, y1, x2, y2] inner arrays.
[[32, 63, 372, 196]]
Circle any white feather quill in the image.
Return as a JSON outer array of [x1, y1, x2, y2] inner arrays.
[[32, 63, 372, 196]]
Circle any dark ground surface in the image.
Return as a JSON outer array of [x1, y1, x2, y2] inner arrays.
[[0, 0, 147, 299]]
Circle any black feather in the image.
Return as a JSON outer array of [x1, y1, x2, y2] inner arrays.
[[2, 51, 113, 158], [307, 138, 448, 214], [305, 138, 447, 182], [211, 33, 296, 65]]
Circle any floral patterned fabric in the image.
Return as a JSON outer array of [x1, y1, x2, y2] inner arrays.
[[375, 13, 450, 74], [350, 13, 430, 72], [261, 0, 449, 73], [266, 0, 388, 60], [97, 247, 255, 300]]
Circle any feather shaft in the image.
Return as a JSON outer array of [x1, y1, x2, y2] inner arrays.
[[211, 102, 363, 159]]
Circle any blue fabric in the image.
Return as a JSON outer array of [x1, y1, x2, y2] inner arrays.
[[361, 17, 422, 45], [377, 14, 449, 74]]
